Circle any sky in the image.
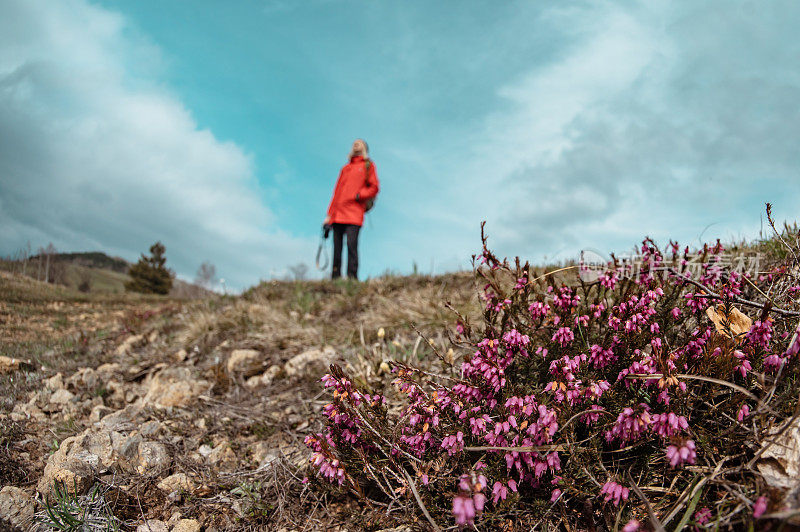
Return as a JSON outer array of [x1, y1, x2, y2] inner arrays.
[[1, 0, 798, 290]]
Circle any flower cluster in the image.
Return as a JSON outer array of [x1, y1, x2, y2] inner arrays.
[[453, 473, 488, 527], [600, 479, 630, 506], [306, 230, 800, 529], [665, 439, 697, 468]]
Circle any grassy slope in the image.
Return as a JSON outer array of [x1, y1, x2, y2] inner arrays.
[[2, 224, 797, 530]]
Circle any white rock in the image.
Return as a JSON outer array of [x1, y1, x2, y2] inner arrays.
[[227, 349, 263, 377], [136, 519, 169, 532], [38, 435, 100, 497], [171, 519, 201, 532], [143, 368, 210, 408], [0, 486, 35, 529], [207, 441, 237, 468], [89, 405, 114, 423], [50, 388, 77, 405], [245, 364, 284, 388], [115, 334, 144, 356], [45, 373, 65, 390], [0, 356, 31, 375], [136, 441, 171, 474], [284, 346, 336, 377], [157, 473, 196, 494]]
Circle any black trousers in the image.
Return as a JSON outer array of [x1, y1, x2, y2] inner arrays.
[[332, 223, 360, 279]]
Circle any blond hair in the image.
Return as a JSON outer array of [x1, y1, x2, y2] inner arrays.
[[348, 139, 369, 161]]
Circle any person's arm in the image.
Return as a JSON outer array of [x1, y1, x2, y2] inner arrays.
[[356, 162, 380, 201], [326, 169, 344, 223]]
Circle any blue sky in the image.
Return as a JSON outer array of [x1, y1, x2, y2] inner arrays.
[[1, 0, 799, 290]]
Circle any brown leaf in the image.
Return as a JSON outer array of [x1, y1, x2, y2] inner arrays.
[[705, 304, 752, 339]]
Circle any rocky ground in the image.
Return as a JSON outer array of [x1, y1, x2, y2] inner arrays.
[[0, 271, 480, 531]]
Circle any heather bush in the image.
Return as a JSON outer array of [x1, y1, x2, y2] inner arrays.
[[306, 216, 800, 530]]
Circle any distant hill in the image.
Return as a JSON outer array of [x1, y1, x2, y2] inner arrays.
[[49, 251, 130, 273], [2, 251, 211, 298]]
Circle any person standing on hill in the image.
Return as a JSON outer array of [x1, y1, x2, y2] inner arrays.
[[324, 139, 379, 280]]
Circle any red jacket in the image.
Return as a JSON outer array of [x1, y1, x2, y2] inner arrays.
[[327, 155, 380, 226]]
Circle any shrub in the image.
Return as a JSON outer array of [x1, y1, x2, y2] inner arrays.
[[125, 241, 173, 295], [305, 221, 800, 530], [38, 481, 120, 531]]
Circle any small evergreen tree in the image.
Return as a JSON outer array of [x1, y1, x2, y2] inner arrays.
[[125, 241, 174, 294]]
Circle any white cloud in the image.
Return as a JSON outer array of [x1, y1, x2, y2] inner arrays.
[[0, 0, 311, 289], [406, 0, 800, 264]]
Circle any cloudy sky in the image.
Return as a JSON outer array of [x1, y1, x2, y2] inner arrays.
[[1, 0, 798, 290]]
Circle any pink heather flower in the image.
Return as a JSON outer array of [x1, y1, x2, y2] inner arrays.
[[684, 292, 710, 312], [665, 439, 697, 468], [622, 519, 641, 532], [671, 307, 681, 319], [491, 481, 507, 504], [589, 344, 616, 368], [582, 404, 603, 425], [550, 488, 562, 502], [453, 495, 476, 527], [650, 412, 689, 438], [763, 353, 783, 372], [529, 301, 550, 320], [746, 320, 773, 348], [600, 271, 618, 289], [737, 404, 750, 422], [454, 474, 488, 527], [600, 480, 630, 506], [586, 380, 610, 399], [553, 286, 580, 310], [753, 495, 768, 518], [552, 327, 575, 347], [606, 405, 652, 444], [733, 349, 752, 378], [695, 507, 712, 524]]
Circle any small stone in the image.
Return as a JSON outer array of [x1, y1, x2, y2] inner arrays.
[[0, 486, 35, 529], [207, 441, 237, 468], [90, 405, 114, 423], [157, 473, 196, 494], [171, 519, 201, 532], [227, 349, 263, 377], [140, 420, 162, 437], [115, 334, 144, 356], [97, 363, 121, 373], [136, 441, 171, 474], [143, 368, 210, 408], [136, 520, 169, 532], [284, 346, 336, 377], [45, 372, 65, 390], [38, 435, 96, 498], [50, 388, 77, 405], [245, 364, 284, 388], [249, 442, 278, 468], [197, 444, 213, 457], [0, 355, 32, 375]]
